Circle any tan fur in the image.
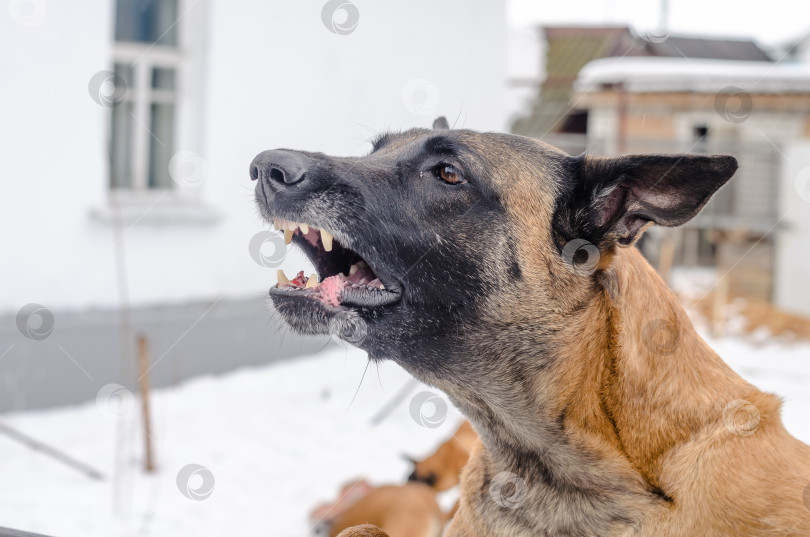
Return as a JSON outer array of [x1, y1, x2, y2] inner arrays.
[[411, 421, 479, 492], [448, 246, 810, 536], [290, 132, 810, 536], [336, 523, 391, 537], [329, 483, 446, 537]]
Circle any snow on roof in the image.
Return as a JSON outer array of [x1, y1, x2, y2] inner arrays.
[[575, 57, 810, 94]]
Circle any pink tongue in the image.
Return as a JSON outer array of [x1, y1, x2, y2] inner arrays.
[[316, 265, 378, 307], [319, 275, 344, 307]]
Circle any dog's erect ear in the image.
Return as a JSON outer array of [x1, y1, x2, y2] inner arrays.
[[432, 116, 450, 130], [554, 154, 737, 249]]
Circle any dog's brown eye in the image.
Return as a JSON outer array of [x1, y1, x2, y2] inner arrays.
[[435, 164, 465, 185]]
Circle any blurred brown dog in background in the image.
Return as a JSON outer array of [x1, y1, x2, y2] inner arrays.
[[408, 421, 478, 493], [314, 421, 478, 537], [328, 483, 447, 537]]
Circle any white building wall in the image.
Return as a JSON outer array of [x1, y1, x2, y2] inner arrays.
[[586, 105, 620, 154], [0, 0, 507, 314], [775, 142, 810, 318]]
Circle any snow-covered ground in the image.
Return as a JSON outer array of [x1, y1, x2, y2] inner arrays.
[[0, 341, 464, 537], [1, 294, 809, 537]]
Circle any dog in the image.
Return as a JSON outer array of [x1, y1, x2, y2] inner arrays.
[[310, 479, 449, 537], [311, 479, 375, 533], [252, 118, 810, 536], [408, 420, 478, 493], [314, 421, 475, 537], [327, 483, 448, 537]]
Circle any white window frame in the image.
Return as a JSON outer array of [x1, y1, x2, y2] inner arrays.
[[92, 0, 216, 224], [111, 43, 182, 196]]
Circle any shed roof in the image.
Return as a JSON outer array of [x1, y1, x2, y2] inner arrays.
[[645, 36, 772, 62], [575, 57, 810, 94]]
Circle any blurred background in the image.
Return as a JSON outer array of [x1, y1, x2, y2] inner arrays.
[[1, 0, 809, 535]]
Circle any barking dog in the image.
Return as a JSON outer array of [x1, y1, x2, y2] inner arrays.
[[251, 121, 810, 536]]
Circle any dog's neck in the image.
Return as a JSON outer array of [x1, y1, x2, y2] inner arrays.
[[450, 247, 761, 520], [595, 247, 757, 486]]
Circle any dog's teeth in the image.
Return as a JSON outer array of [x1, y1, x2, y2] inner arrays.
[[305, 273, 319, 288], [300, 223, 309, 234], [277, 269, 290, 286], [321, 230, 333, 252], [272, 219, 281, 231], [349, 263, 360, 276], [284, 229, 294, 244]]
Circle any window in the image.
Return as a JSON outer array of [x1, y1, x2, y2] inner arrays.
[[110, 0, 181, 191]]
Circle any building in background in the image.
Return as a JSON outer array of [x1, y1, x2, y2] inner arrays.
[[512, 26, 773, 143], [512, 26, 644, 139], [508, 24, 810, 318], [0, 0, 507, 411], [573, 57, 810, 314]]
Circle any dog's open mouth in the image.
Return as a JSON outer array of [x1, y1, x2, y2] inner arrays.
[[268, 218, 402, 310]]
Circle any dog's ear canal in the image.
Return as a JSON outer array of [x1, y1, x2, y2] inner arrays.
[[554, 153, 737, 250]]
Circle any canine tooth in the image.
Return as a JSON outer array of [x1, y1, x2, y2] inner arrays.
[[300, 223, 309, 234], [284, 229, 294, 244], [321, 230, 333, 252], [277, 269, 290, 286], [305, 274, 319, 288], [349, 263, 359, 276]]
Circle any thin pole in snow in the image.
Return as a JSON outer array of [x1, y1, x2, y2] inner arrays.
[[137, 334, 156, 473]]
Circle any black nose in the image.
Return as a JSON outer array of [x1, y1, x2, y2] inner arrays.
[[250, 150, 310, 186]]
